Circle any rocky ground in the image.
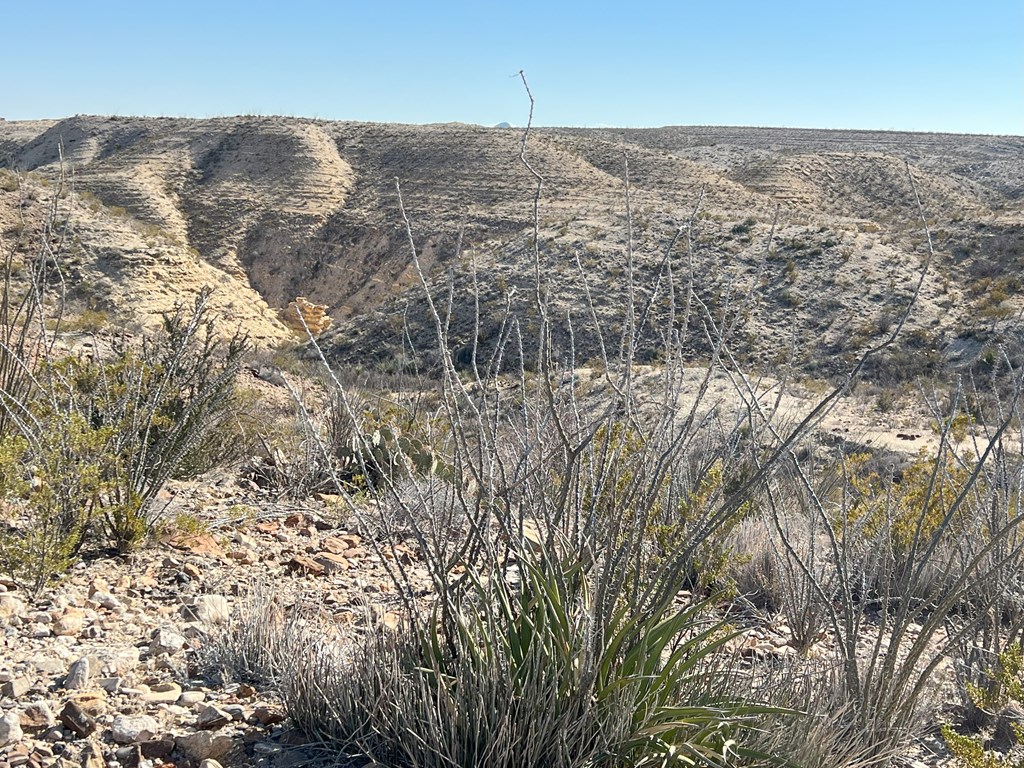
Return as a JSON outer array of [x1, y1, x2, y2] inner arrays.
[[0, 338, 994, 768], [0, 473, 433, 768], [0, 462, 964, 768]]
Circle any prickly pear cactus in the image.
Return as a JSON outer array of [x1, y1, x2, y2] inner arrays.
[[336, 421, 451, 487]]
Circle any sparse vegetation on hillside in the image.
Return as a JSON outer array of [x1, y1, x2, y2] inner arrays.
[[2, 116, 1022, 383], [0, 115, 1023, 768], [212, 112, 1024, 768]]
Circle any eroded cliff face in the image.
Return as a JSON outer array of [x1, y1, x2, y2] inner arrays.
[[2, 116, 1021, 374]]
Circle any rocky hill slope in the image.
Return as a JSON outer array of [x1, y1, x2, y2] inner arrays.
[[1, 116, 1021, 375]]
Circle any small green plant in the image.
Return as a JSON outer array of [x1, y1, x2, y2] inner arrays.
[[137, 222, 170, 241], [784, 258, 798, 284], [648, 458, 752, 593], [731, 217, 756, 237], [778, 287, 802, 307], [62, 308, 111, 333], [874, 389, 898, 414], [265, 342, 312, 377], [163, 512, 211, 538], [0, 425, 104, 596], [76, 189, 104, 212], [942, 644, 1024, 767], [930, 412, 972, 443], [1, 285, 248, 590], [226, 504, 258, 523], [941, 726, 1012, 768], [969, 644, 1024, 714], [843, 451, 980, 556]]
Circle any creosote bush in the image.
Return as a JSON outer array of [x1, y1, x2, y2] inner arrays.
[[840, 450, 980, 560], [0, 172, 248, 594], [941, 644, 1024, 766]]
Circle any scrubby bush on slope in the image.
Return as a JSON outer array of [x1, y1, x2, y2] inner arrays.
[[0, 172, 247, 594]]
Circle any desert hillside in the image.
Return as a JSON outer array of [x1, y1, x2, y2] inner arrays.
[[1, 116, 1021, 374], [4, 115, 1024, 768]]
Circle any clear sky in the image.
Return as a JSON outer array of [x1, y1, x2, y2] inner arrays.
[[3, 0, 1021, 135]]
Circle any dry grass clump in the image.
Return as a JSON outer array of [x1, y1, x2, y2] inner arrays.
[[204, 589, 296, 687]]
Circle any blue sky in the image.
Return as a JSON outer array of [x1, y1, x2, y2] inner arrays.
[[2, 1, 1021, 134]]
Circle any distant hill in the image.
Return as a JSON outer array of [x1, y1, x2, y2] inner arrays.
[[1, 116, 1021, 377]]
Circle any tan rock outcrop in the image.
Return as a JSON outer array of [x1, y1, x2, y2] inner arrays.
[[281, 296, 332, 336]]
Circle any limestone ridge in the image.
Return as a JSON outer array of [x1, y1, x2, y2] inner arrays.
[[0, 116, 1021, 373]]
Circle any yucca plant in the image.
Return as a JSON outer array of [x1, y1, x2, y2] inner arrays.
[[277, 543, 786, 768]]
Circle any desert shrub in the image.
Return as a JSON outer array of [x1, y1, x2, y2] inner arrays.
[[968, 643, 1024, 714], [0, 425, 104, 595], [749, 662, 896, 768], [862, 344, 943, 384], [174, 384, 265, 478], [255, 341, 316, 378], [0, 175, 248, 587], [941, 729, 1012, 768], [223, 546, 782, 768], [646, 456, 755, 593], [205, 590, 294, 687], [940, 644, 1024, 766], [61, 308, 112, 333], [0, 171, 19, 193], [731, 217, 756, 239], [726, 512, 834, 652], [841, 451, 980, 558], [0, 292, 247, 564], [756, 382, 1024, 761], [873, 387, 899, 414]]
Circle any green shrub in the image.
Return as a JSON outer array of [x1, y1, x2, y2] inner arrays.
[[174, 385, 265, 478], [733, 219, 757, 237], [0, 285, 247, 589], [0, 427, 100, 595], [62, 308, 112, 333], [941, 644, 1024, 767], [941, 727, 1009, 768], [841, 451, 981, 557]]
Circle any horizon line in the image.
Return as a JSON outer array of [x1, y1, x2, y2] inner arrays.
[[3, 114, 1021, 140]]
